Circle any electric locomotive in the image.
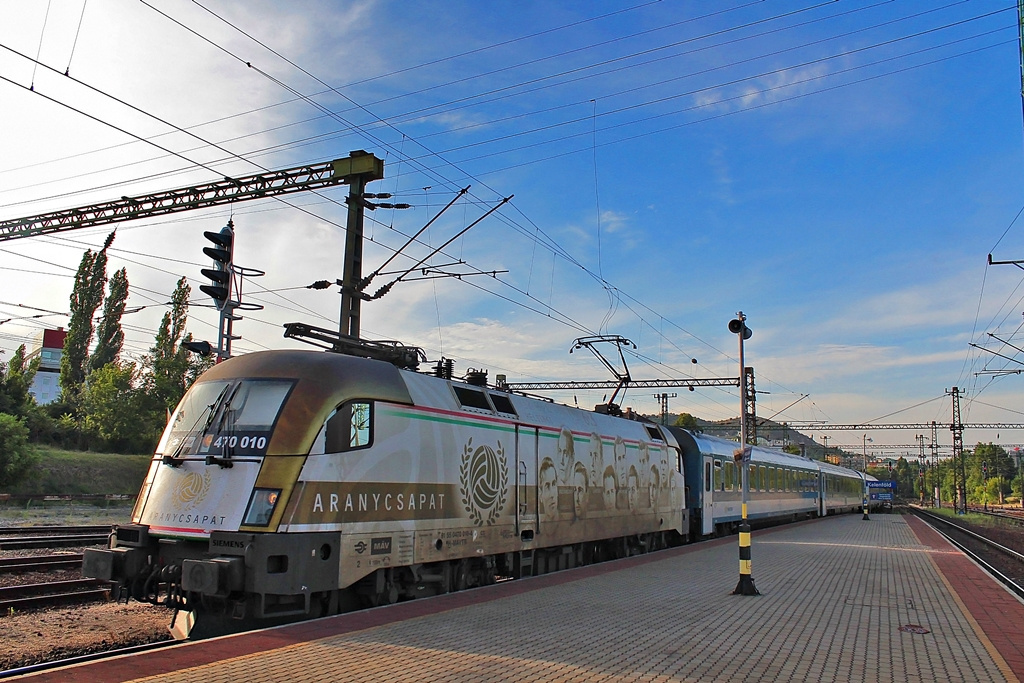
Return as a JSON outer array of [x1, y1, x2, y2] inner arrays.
[[84, 349, 688, 637]]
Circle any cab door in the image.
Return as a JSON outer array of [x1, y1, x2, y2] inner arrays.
[[516, 426, 538, 536], [702, 455, 714, 535]]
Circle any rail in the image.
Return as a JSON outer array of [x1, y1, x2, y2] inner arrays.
[[0, 579, 112, 611], [0, 554, 84, 574]]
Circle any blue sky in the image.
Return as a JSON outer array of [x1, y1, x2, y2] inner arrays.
[[1, 0, 1022, 457]]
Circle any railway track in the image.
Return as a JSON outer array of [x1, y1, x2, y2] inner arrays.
[[965, 505, 1024, 525], [0, 640, 175, 680], [0, 578, 113, 611], [0, 525, 110, 551], [912, 507, 1024, 600], [0, 554, 83, 574]]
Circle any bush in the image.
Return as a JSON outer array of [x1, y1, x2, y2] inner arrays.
[[0, 413, 39, 489]]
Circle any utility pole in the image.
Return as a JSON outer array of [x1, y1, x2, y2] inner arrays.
[[654, 392, 677, 425], [729, 312, 758, 596], [337, 151, 385, 339], [930, 421, 939, 507], [948, 387, 966, 514], [1017, 0, 1024, 125]]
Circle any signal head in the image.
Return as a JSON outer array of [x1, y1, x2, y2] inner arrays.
[[182, 340, 213, 357]]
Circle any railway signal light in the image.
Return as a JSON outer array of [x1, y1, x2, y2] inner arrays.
[[982, 461, 988, 475], [182, 340, 213, 357], [200, 222, 234, 309]]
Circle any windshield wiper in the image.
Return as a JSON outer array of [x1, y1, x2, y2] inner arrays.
[[205, 383, 242, 469], [162, 384, 230, 467]]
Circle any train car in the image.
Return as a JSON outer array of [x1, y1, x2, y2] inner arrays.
[[669, 429, 820, 537], [83, 350, 687, 637], [818, 460, 865, 516]]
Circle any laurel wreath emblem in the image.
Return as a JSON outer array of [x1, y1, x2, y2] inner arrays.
[[173, 469, 212, 510], [459, 438, 508, 526]]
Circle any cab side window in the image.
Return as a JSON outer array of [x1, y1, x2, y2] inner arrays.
[[324, 401, 373, 453]]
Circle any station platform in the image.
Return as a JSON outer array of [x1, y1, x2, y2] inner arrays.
[[15, 513, 1024, 682]]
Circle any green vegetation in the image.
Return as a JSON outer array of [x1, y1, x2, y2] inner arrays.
[[1, 446, 151, 495], [927, 505, 1022, 532], [0, 413, 38, 489]]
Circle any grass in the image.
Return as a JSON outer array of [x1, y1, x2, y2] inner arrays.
[[4, 446, 152, 496], [0, 447, 148, 525], [928, 504, 1021, 531]]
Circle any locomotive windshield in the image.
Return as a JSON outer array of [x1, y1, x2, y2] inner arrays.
[[156, 379, 295, 457]]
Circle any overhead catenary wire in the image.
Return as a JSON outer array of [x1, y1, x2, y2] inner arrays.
[[0, 2, 1007, 421]]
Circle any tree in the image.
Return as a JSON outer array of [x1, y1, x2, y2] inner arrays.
[[0, 413, 38, 489], [1, 345, 36, 417], [674, 413, 700, 431], [80, 362, 156, 453], [60, 231, 114, 403], [145, 277, 195, 412], [89, 267, 129, 373]]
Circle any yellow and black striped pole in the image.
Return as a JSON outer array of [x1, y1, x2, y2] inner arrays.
[[733, 459, 758, 595], [730, 313, 759, 596]]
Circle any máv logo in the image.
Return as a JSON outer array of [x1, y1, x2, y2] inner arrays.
[[459, 438, 508, 527]]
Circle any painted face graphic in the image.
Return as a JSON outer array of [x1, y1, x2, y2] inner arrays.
[[603, 467, 617, 510], [589, 432, 603, 485], [557, 427, 575, 480], [627, 467, 639, 512], [539, 459, 558, 519], [572, 463, 588, 519], [649, 466, 660, 508], [614, 436, 628, 486]]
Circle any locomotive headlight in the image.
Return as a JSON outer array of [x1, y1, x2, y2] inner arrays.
[[243, 488, 282, 526]]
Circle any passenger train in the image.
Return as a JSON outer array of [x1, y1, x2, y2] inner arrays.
[[83, 349, 876, 637]]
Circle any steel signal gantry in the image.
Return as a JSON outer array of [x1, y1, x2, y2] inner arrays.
[[0, 153, 381, 243]]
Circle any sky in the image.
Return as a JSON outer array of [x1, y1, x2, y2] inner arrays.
[[1, 0, 1022, 459]]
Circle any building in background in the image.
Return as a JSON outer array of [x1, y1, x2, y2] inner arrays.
[[27, 328, 66, 405]]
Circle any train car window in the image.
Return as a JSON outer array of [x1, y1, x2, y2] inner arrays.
[[452, 385, 493, 412], [714, 460, 723, 491], [758, 465, 766, 492], [488, 392, 517, 416], [321, 400, 373, 453], [704, 461, 711, 492], [724, 461, 734, 492], [644, 425, 663, 441]]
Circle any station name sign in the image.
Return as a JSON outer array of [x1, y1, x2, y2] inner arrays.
[[867, 480, 896, 500]]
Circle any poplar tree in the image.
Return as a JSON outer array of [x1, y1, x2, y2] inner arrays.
[[89, 267, 129, 373], [60, 231, 114, 403], [146, 277, 193, 411]]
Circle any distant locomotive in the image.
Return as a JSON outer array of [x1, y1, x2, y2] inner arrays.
[[84, 349, 873, 637]]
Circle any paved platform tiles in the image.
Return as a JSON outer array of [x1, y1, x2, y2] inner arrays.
[[20, 513, 1024, 683]]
